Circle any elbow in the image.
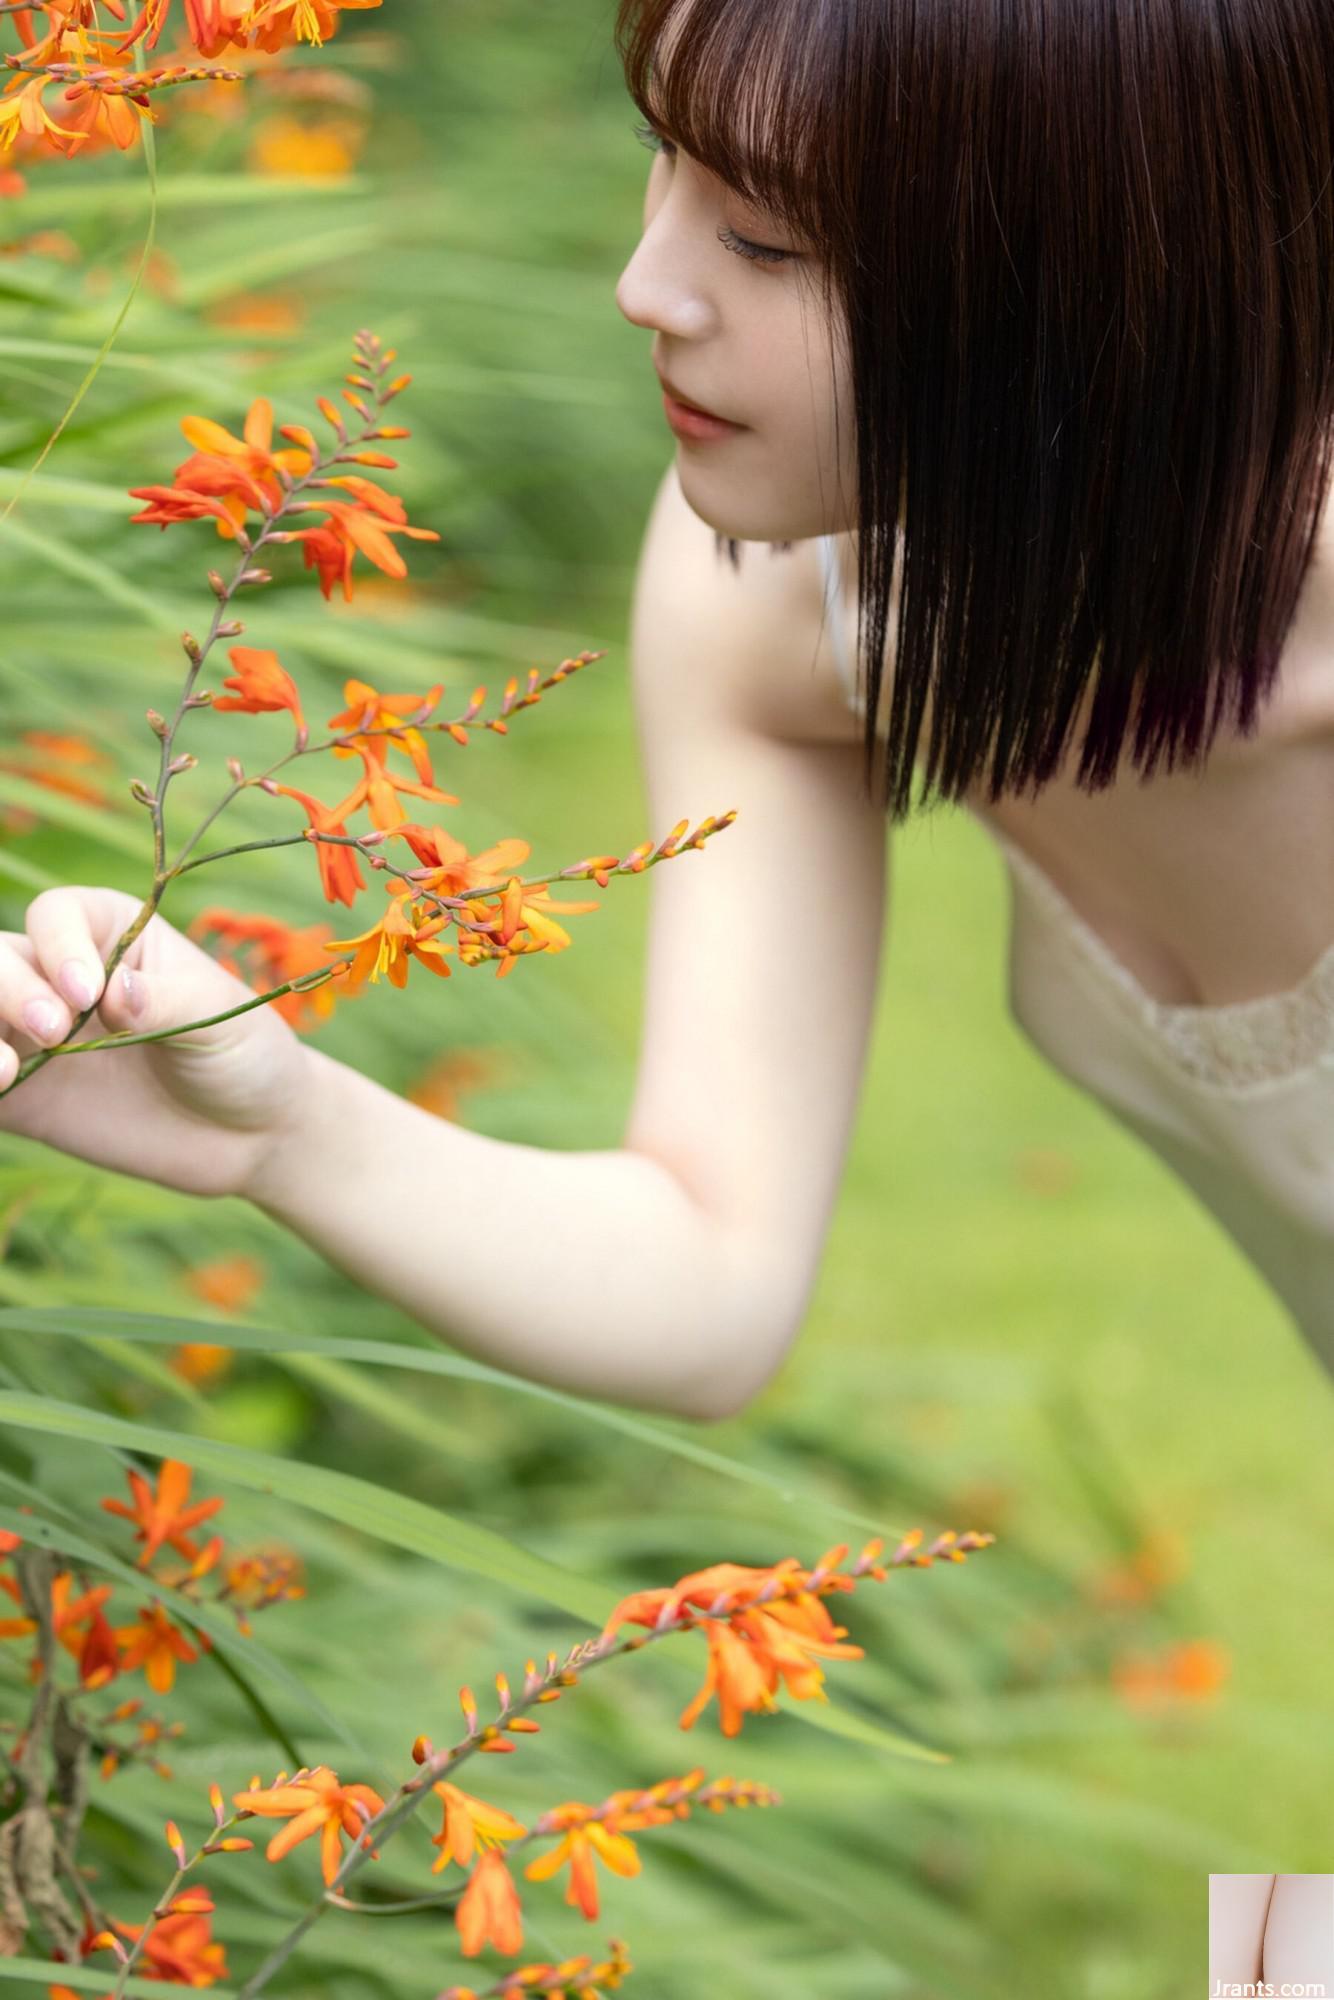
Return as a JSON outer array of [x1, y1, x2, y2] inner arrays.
[[668, 1307, 797, 1425], [670, 1378, 762, 1425], [647, 1189, 808, 1423]]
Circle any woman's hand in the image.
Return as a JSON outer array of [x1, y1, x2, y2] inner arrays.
[[0, 884, 318, 1199]]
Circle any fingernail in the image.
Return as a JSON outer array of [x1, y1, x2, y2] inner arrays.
[[119, 967, 146, 1018], [60, 958, 97, 1010], [21, 997, 63, 1043]]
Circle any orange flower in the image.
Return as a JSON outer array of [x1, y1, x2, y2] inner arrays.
[[183, 1252, 266, 1315], [280, 476, 439, 602], [4, 1571, 120, 1687], [324, 895, 454, 991], [219, 1545, 305, 1633], [168, 1340, 235, 1386], [263, 783, 368, 905], [204, 289, 307, 336], [327, 676, 445, 781], [523, 1805, 641, 1922], [212, 645, 306, 738], [0, 730, 115, 818], [114, 1602, 200, 1695], [50, 1570, 114, 1664], [116, 1885, 228, 1984], [127, 476, 264, 537], [233, 1764, 386, 1886], [1164, 1638, 1229, 1698], [249, 110, 364, 178], [55, 1885, 230, 1993], [1112, 1637, 1230, 1707], [101, 1457, 225, 1568], [73, 1603, 122, 1691], [0, 27, 144, 162], [177, 394, 313, 498], [324, 751, 459, 834], [0, 1534, 32, 1640], [188, 907, 348, 1024], [174, 0, 280, 57], [430, 1780, 527, 1874], [455, 1847, 524, 1959], [184, 0, 384, 57], [396, 822, 529, 883], [130, 395, 312, 539], [600, 1554, 867, 1737]]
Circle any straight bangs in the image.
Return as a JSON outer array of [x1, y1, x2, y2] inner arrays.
[[615, 0, 1334, 823], [614, 0, 845, 298]]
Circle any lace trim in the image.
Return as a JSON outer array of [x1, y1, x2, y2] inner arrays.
[[994, 830, 1334, 1091]]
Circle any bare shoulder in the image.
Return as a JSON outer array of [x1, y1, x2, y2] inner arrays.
[[638, 464, 864, 745]]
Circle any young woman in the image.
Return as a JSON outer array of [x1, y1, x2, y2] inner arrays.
[[0, 0, 1331, 1416]]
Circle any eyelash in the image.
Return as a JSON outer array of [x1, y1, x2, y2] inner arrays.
[[631, 119, 793, 266]]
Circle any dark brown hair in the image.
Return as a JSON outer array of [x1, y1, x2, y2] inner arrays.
[[614, 0, 1334, 821]]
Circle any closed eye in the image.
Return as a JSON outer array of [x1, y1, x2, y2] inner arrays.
[[632, 120, 795, 267]]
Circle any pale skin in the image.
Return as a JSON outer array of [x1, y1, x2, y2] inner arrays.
[[0, 100, 1329, 1420], [1210, 1874, 1334, 1991]]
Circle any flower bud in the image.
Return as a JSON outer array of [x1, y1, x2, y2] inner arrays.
[[216, 619, 244, 638], [207, 569, 227, 598], [146, 708, 169, 738], [128, 778, 158, 807], [167, 753, 197, 776], [181, 632, 202, 664], [238, 567, 271, 587]]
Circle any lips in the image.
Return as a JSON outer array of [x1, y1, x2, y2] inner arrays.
[[656, 372, 735, 424]]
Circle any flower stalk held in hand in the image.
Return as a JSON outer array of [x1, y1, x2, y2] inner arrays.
[[0, 326, 735, 1099]]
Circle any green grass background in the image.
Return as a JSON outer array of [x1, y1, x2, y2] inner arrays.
[[0, 3, 1330, 1996]]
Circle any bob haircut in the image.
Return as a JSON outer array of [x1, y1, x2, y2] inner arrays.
[[614, 0, 1334, 823]]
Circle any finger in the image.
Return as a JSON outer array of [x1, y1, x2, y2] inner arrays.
[[95, 959, 154, 1034], [23, 885, 119, 1014], [0, 929, 73, 1049]]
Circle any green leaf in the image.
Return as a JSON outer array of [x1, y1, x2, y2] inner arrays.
[[1, 1961, 243, 1997], [0, 117, 158, 531], [0, 1388, 609, 1621], [0, 468, 145, 513], [0, 1367, 954, 1767], [0, 1305, 915, 1538], [0, 510, 177, 625], [0, 772, 146, 857]]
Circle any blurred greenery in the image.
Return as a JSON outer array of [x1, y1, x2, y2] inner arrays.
[[0, 3, 1330, 1997]]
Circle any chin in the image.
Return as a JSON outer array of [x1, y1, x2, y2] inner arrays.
[[674, 468, 808, 544]]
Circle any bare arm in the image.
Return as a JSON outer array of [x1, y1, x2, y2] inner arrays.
[[244, 465, 889, 1421]]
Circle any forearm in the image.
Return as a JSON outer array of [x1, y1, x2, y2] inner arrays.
[[241, 1044, 777, 1422]]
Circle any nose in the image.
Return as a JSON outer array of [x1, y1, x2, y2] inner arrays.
[[614, 186, 719, 339]]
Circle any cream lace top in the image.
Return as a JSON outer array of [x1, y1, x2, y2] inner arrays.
[[815, 532, 1334, 1370]]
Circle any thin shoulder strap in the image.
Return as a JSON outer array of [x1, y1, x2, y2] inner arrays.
[[815, 533, 859, 708]]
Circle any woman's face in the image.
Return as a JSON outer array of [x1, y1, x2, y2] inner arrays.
[[614, 108, 856, 545]]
